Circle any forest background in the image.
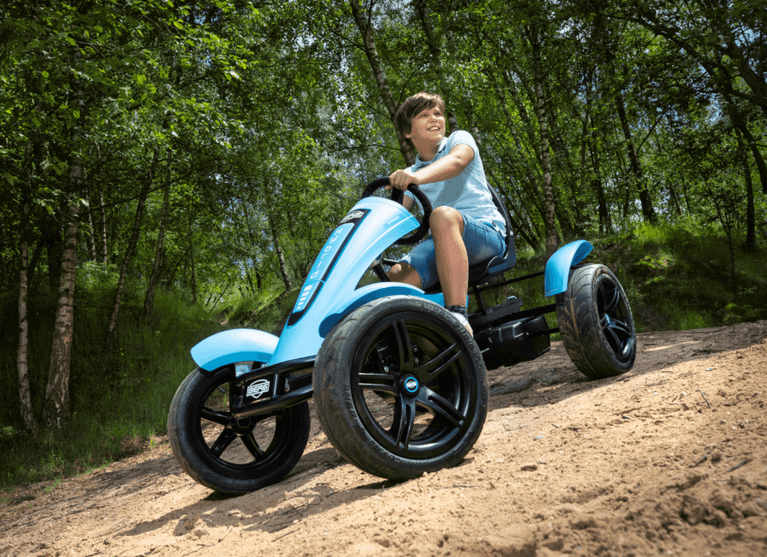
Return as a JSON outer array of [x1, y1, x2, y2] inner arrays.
[[1, 0, 765, 487]]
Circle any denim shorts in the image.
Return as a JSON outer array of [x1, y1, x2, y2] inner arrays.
[[398, 212, 506, 290]]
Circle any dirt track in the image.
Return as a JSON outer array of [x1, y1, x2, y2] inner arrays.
[[2, 321, 766, 557]]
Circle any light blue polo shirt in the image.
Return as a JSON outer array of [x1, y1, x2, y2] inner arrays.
[[405, 130, 505, 234]]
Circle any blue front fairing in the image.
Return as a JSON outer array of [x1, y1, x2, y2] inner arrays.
[[267, 196, 427, 367]]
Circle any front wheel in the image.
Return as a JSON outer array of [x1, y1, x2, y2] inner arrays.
[[313, 296, 488, 481], [556, 264, 636, 380], [167, 366, 310, 495]]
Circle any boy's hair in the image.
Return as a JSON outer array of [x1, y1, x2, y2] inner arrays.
[[395, 92, 446, 137]]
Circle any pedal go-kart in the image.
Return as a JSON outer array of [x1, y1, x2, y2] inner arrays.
[[167, 178, 636, 494]]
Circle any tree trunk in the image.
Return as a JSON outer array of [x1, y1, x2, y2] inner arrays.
[[269, 214, 292, 292], [143, 180, 171, 320], [491, 79, 549, 220], [413, 0, 458, 134], [735, 130, 756, 249], [527, 24, 558, 258], [42, 193, 79, 429], [45, 226, 64, 292], [106, 155, 156, 348], [724, 94, 767, 195], [189, 241, 198, 303], [17, 188, 37, 435], [93, 186, 108, 266], [583, 79, 612, 235], [349, 0, 416, 166], [615, 90, 656, 223], [486, 169, 542, 251], [85, 186, 97, 262]]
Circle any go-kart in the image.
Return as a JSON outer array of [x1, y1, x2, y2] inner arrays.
[[167, 178, 636, 495]]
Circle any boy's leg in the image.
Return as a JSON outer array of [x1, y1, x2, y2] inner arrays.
[[430, 206, 468, 308], [387, 261, 422, 288]]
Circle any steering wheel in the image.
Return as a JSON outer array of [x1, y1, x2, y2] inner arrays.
[[361, 177, 432, 246]]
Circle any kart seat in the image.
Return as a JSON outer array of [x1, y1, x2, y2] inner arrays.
[[423, 184, 516, 295]]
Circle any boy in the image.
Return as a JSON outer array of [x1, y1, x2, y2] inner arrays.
[[387, 92, 507, 335]]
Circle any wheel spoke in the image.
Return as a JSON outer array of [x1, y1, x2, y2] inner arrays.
[[415, 342, 463, 381], [359, 369, 398, 394], [600, 281, 621, 313], [417, 387, 466, 428], [391, 319, 415, 373], [240, 434, 265, 460], [201, 406, 230, 426], [209, 427, 237, 457], [390, 397, 416, 448], [602, 324, 622, 354], [609, 318, 633, 338]]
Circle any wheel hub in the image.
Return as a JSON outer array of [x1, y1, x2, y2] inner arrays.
[[400, 375, 420, 397], [231, 416, 254, 435]]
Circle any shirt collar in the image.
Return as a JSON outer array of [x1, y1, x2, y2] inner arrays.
[[413, 136, 448, 169]]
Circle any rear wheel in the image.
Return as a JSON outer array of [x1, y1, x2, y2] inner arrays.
[[313, 296, 488, 481], [167, 366, 310, 495], [556, 264, 636, 380]]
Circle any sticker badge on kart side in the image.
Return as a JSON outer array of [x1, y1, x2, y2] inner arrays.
[[246, 379, 270, 401], [287, 209, 370, 326], [339, 209, 365, 225]]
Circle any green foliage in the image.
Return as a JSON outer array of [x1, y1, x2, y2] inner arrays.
[[588, 220, 767, 331], [0, 286, 222, 488], [224, 287, 300, 335]]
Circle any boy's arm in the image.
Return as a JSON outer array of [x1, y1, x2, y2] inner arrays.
[[388, 144, 475, 191]]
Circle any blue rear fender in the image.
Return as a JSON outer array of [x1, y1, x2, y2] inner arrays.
[[544, 240, 593, 297], [191, 328, 279, 372]]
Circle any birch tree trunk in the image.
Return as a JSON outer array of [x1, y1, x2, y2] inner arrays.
[[42, 192, 80, 429], [17, 188, 38, 435], [349, 0, 416, 166], [269, 214, 292, 292], [413, 0, 458, 134], [143, 180, 171, 320], [106, 154, 155, 348], [527, 24, 559, 258], [97, 187, 108, 266]]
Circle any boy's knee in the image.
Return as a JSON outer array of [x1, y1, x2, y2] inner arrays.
[[388, 262, 422, 288], [429, 206, 463, 234]]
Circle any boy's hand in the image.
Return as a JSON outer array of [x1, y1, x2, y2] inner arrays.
[[387, 168, 421, 191]]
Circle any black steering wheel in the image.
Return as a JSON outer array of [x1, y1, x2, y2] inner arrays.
[[361, 177, 432, 246]]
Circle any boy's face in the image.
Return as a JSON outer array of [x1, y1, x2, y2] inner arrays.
[[406, 105, 445, 147]]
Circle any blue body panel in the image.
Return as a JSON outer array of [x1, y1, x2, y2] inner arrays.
[[191, 328, 279, 372], [543, 240, 593, 297], [268, 196, 422, 366]]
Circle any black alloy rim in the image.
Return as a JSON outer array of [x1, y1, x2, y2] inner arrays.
[[192, 376, 295, 479], [350, 312, 477, 459], [596, 275, 635, 363]]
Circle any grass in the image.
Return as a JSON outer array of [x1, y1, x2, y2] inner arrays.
[[0, 288, 223, 489], [1, 220, 766, 492]]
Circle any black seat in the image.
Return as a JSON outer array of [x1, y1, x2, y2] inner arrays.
[[423, 184, 516, 295]]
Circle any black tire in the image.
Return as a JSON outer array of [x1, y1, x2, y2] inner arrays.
[[313, 296, 488, 481], [167, 366, 310, 495], [556, 264, 637, 380]]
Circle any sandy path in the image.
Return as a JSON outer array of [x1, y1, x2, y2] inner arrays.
[[2, 320, 766, 557]]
